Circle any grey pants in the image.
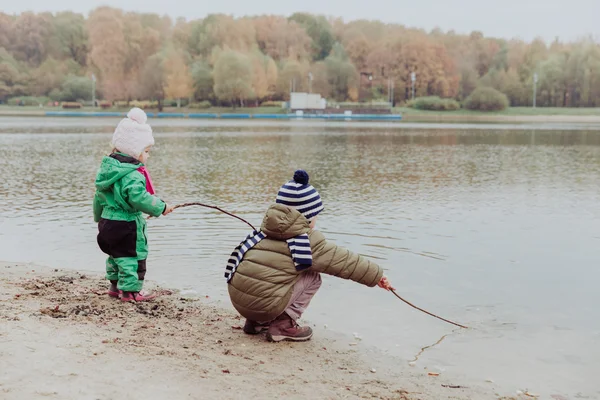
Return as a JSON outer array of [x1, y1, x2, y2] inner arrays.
[[284, 270, 322, 320]]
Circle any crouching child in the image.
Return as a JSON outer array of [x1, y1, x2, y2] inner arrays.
[[225, 170, 394, 342]]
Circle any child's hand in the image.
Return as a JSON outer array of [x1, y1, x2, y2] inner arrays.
[[162, 204, 175, 216], [377, 276, 395, 291]]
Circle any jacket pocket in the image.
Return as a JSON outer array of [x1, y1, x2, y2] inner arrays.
[[97, 219, 137, 258]]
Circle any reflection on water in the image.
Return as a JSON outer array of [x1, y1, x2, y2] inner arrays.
[[1, 118, 599, 398]]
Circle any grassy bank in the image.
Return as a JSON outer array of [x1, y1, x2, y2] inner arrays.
[[1, 105, 600, 123], [393, 106, 600, 123], [0, 105, 285, 114], [395, 106, 600, 116]]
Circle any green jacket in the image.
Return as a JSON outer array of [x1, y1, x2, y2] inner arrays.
[[93, 153, 166, 222], [228, 204, 384, 322]]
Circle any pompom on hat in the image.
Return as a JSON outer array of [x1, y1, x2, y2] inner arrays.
[[276, 170, 324, 221], [111, 108, 154, 158]]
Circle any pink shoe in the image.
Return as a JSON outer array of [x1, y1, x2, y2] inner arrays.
[[107, 281, 120, 299], [120, 291, 157, 302]]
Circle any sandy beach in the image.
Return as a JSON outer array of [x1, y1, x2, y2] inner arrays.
[[0, 262, 526, 400]]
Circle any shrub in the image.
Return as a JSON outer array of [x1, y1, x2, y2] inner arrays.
[[7, 96, 51, 106], [99, 100, 112, 109], [48, 89, 63, 102], [61, 102, 82, 109], [335, 102, 390, 110], [188, 101, 212, 109], [260, 101, 283, 108], [165, 98, 190, 107], [464, 87, 509, 111], [130, 100, 158, 109], [60, 75, 93, 102], [407, 96, 460, 111]]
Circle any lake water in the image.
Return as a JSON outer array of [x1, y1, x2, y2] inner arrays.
[[1, 117, 599, 399]]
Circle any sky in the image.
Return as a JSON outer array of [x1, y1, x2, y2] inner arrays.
[[3, 0, 599, 42]]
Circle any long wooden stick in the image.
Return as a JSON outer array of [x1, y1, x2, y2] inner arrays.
[[154, 204, 466, 329], [149, 202, 257, 231], [391, 289, 468, 329]]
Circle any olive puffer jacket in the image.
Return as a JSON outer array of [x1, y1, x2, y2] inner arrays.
[[227, 203, 383, 322]]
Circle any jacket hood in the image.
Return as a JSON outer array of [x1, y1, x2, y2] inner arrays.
[[260, 203, 311, 240], [95, 153, 142, 191]]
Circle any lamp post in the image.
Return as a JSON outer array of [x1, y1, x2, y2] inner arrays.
[[411, 72, 416, 101], [91, 73, 96, 108], [308, 72, 313, 94]]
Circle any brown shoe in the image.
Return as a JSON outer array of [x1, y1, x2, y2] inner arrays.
[[243, 319, 269, 335], [266, 313, 313, 342]]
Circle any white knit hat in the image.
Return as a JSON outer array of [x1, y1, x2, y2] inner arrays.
[[111, 108, 154, 158]]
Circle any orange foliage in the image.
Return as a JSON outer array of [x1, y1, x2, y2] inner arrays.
[[3, 8, 600, 107]]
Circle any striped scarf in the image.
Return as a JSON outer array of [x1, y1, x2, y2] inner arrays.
[[225, 231, 313, 283]]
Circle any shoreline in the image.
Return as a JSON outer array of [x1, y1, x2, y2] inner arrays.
[[1, 108, 600, 123], [0, 261, 515, 400], [401, 113, 600, 123]]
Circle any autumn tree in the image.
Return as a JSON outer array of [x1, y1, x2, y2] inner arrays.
[[250, 49, 278, 103], [502, 69, 527, 106], [138, 13, 172, 41], [253, 15, 311, 61], [87, 7, 161, 101], [308, 61, 331, 98], [0, 48, 28, 101], [530, 54, 566, 106], [11, 12, 51, 66], [324, 43, 358, 101], [60, 75, 93, 101], [189, 15, 255, 59], [458, 65, 478, 100], [343, 32, 371, 72], [518, 38, 547, 82], [467, 32, 501, 77], [213, 49, 254, 107], [138, 53, 166, 110], [87, 7, 129, 101], [288, 13, 335, 61], [163, 49, 193, 107], [368, 32, 459, 102], [30, 57, 81, 96], [564, 41, 600, 107], [275, 59, 310, 99], [172, 17, 192, 52], [51, 12, 88, 66], [0, 13, 14, 50], [191, 61, 214, 101]]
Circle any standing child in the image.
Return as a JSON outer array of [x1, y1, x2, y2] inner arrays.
[[225, 170, 394, 342], [93, 108, 174, 302]]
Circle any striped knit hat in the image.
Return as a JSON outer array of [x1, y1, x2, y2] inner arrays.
[[276, 170, 324, 221]]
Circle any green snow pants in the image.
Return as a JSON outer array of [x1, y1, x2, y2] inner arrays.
[[97, 215, 149, 293]]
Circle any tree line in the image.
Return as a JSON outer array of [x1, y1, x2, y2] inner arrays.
[[1, 8, 599, 108]]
